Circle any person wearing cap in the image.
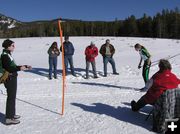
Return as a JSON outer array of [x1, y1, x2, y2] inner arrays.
[[84, 41, 98, 79], [60, 36, 76, 76], [134, 43, 151, 84], [99, 39, 119, 77], [1, 39, 32, 125]]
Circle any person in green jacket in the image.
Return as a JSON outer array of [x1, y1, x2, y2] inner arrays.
[[134, 43, 151, 84], [1, 39, 32, 125]]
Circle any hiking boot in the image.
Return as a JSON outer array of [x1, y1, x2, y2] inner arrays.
[[72, 74, 77, 77], [14, 115, 21, 119], [85, 76, 89, 79], [131, 100, 137, 112], [5, 118, 20, 125], [113, 72, 119, 75], [94, 76, 98, 79]]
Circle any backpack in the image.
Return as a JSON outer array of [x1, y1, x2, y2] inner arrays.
[[0, 54, 9, 84]]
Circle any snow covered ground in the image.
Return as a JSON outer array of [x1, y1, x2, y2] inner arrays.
[[0, 37, 180, 134]]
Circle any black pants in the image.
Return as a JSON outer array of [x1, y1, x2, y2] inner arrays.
[[142, 60, 151, 84], [132, 96, 147, 111], [4, 76, 17, 119]]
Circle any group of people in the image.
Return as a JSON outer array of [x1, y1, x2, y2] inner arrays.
[[47, 36, 119, 79], [131, 44, 180, 123], [47, 36, 180, 121], [0, 37, 180, 127]]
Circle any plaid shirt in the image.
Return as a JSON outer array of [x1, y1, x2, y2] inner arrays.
[[153, 88, 180, 133]]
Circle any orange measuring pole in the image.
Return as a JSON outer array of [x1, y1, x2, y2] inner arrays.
[[58, 19, 66, 115]]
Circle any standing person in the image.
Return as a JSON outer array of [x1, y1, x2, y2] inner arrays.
[[134, 43, 151, 84], [48, 42, 60, 79], [85, 41, 98, 79], [60, 36, 76, 76], [131, 59, 180, 112], [99, 39, 119, 77], [1, 39, 32, 125]]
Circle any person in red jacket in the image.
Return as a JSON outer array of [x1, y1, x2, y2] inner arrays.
[[85, 41, 98, 79], [131, 59, 180, 112]]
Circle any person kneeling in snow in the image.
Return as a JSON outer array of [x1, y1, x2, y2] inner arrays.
[[131, 59, 180, 112], [85, 41, 98, 79]]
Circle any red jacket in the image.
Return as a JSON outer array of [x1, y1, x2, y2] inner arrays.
[[85, 45, 98, 62], [144, 70, 180, 104]]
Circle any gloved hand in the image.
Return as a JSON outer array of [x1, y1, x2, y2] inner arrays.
[[25, 65, 32, 70]]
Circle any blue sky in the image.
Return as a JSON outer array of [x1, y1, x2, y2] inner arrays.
[[0, 0, 180, 22]]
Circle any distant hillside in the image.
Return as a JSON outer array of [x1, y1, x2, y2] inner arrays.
[[0, 8, 180, 39], [0, 13, 22, 29]]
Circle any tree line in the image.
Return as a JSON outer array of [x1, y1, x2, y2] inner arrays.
[[1, 8, 180, 39]]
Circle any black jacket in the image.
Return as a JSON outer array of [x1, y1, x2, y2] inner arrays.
[[1, 49, 21, 76]]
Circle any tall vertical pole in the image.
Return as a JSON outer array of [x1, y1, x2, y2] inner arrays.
[[58, 19, 66, 115]]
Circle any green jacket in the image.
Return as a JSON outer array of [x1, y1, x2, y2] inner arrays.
[[0, 49, 20, 76]]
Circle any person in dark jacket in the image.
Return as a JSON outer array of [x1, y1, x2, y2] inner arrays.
[[99, 39, 119, 77], [1, 39, 32, 125], [48, 42, 60, 79], [85, 41, 98, 79], [131, 59, 180, 112], [134, 43, 151, 84], [60, 36, 76, 76]]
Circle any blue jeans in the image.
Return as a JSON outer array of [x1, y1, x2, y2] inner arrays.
[[103, 56, 117, 76], [86, 61, 97, 78], [64, 55, 75, 75], [49, 57, 57, 78]]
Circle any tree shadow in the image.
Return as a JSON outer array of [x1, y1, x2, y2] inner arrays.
[[71, 102, 152, 130], [72, 82, 139, 90], [0, 112, 5, 125], [25, 67, 62, 77]]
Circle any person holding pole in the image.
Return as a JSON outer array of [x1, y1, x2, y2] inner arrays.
[[134, 43, 151, 84]]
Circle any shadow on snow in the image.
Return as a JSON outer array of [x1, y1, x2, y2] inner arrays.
[[0, 93, 60, 125], [71, 102, 153, 131], [72, 81, 139, 90], [0, 112, 5, 125], [25, 67, 62, 77]]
